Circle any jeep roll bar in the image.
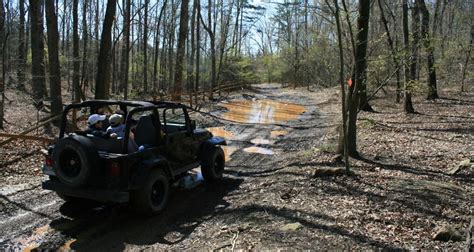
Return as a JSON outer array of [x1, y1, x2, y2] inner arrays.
[[59, 100, 193, 154]]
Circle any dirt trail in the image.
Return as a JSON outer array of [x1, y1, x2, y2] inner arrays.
[[0, 84, 338, 250]]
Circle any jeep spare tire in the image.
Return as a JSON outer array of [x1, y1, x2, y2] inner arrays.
[[52, 135, 99, 187]]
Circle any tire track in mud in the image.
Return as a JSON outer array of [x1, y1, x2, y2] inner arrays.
[[0, 84, 335, 250]]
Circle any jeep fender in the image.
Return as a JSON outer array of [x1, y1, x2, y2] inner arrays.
[[199, 137, 226, 164], [130, 158, 172, 189]]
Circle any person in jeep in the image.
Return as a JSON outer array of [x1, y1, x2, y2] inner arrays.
[[86, 114, 117, 139], [107, 113, 139, 152]]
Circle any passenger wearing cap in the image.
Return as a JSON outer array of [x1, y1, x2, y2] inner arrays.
[[106, 113, 139, 152], [106, 114, 126, 138], [86, 114, 117, 139]]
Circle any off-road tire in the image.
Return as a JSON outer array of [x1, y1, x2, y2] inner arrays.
[[131, 169, 169, 215], [201, 147, 225, 182], [52, 135, 99, 187]]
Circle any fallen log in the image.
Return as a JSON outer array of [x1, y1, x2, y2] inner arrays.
[[0, 114, 61, 146]]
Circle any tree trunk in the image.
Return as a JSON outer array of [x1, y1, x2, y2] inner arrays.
[[195, 0, 201, 104], [200, 0, 216, 100], [152, 0, 167, 95], [331, 0, 350, 172], [461, 17, 473, 92], [173, 0, 189, 101], [17, 0, 26, 91], [80, 0, 88, 101], [418, 0, 438, 99], [29, 0, 47, 102], [188, 0, 197, 105], [402, 0, 415, 113], [45, 0, 63, 124], [95, 0, 116, 99], [143, 0, 149, 93], [0, 0, 4, 129], [410, 0, 420, 89], [356, 0, 373, 113], [345, 0, 371, 157], [72, 0, 81, 103], [121, 0, 131, 99], [378, 0, 401, 103]]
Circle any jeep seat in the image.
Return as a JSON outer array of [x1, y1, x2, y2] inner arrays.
[[135, 115, 158, 147]]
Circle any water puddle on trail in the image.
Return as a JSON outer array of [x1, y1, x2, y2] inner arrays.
[[220, 99, 306, 124], [17, 225, 52, 252], [206, 127, 238, 161], [250, 138, 274, 145], [271, 130, 289, 138], [243, 146, 275, 155], [207, 127, 235, 140], [222, 146, 239, 161]]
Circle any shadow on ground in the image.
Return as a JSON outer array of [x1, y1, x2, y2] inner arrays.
[[46, 177, 243, 250]]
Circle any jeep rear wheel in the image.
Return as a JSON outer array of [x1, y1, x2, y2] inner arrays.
[[201, 147, 225, 182], [131, 170, 169, 215], [52, 135, 99, 187]]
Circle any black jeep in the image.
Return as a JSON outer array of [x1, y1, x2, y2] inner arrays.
[[42, 100, 226, 214]]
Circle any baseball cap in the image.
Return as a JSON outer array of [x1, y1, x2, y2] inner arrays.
[[109, 114, 123, 127], [87, 114, 106, 126]]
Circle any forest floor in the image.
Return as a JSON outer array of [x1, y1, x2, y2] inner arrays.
[[0, 83, 472, 250]]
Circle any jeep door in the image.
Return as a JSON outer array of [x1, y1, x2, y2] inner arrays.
[[162, 107, 200, 165]]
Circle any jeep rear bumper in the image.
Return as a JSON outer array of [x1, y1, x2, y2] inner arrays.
[[42, 180, 129, 203]]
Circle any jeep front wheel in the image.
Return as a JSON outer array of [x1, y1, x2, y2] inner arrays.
[[131, 170, 169, 214], [201, 147, 225, 182]]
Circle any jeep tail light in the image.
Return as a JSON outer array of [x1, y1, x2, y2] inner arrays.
[[45, 156, 53, 167], [109, 162, 121, 176]]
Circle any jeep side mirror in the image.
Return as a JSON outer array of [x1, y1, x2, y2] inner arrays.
[[190, 120, 196, 130]]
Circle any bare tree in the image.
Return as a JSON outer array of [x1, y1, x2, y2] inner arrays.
[[402, 0, 415, 113], [172, 0, 189, 101], [95, 0, 117, 99], [73, 0, 81, 102], [200, 0, 217, 100], [121, 0, 131, 99], [378, 0, 401, 103], [45, 0, 63, 123], [0, 0, 4, 129], [418, 0, 438, 99], [327, 0, 350, 172], [29, 0, 47, 103], [143, 0, 149, 93], [16, 0, 26, 91], [346, 0, 371, 157]]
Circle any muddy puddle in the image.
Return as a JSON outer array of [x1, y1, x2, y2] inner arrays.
[[250, 138, 274, 145], [222, 146, 239, 161], [206, 127, 234, 140], [271, 130, 289, 138], [206, 127, 238, 161], [243, 146, 275, 155], [220, 99, 306, 124]]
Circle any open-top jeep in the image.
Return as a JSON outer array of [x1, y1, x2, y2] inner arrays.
[[42, 100, 226, 214]]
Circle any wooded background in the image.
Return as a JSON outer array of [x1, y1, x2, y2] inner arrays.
[[0, 0, 472, 130]]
